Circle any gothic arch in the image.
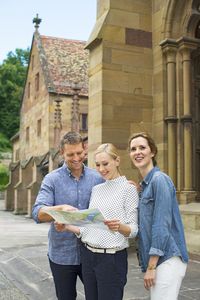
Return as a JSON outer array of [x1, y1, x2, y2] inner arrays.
[[162, 0, 200, 39], [160, 0, 200, 202]]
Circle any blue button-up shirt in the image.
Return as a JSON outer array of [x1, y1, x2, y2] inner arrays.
[[32, 163, 103, 265], [138, 166, 188, 272]]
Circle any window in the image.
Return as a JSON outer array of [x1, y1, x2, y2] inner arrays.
[[28, 82, 31, 98], [195, 20, 200, 39], [31, 55, 34, 70], [37, 119, 41, 137], [14, 149, 20, 161], [26, 127, 29, 143], [35, 73, 39, 91], [80, 113, 88, 131]]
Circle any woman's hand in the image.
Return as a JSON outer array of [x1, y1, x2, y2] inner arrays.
[[54, 222, 67, 232], [104, 219, 131, 236], [128, 180, 140, 192], [104, 219, 121, 231], [54, 222, 80, 234], [144, 256, 158, 289], [144, 269, 156, 290]]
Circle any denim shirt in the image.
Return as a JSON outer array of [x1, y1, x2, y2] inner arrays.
[[32, 163, 103, 265], [138, 167, 188, 272]]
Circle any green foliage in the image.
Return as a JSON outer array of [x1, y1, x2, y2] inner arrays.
[[0, 48, 30, 139], [0, 163, 9, 191], [0, 133, 11, 152]]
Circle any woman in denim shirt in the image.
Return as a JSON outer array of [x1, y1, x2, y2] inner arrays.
[[128, 132, 188, 300]]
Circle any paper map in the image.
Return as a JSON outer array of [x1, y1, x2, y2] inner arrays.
[[45, 208, 105, 227]]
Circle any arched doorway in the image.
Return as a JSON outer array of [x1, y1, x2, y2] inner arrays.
[[192, 21, 200, 201], [160, 0, 200, 203]]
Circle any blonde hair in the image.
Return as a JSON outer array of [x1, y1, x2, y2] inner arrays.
[[94, 143, 122, 174]]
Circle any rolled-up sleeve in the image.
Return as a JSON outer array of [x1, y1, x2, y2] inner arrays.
[[149, 175, 174, 256], [32, 174, 55, 223]]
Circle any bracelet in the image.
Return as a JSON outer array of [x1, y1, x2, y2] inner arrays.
[[147, 264, 156, 270]]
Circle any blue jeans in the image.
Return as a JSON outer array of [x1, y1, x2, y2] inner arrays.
[[80, 243, 127, 300], [49, 258, 83, 300]]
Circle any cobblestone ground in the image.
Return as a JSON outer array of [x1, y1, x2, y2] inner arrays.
[[0, 272, 28, 300]]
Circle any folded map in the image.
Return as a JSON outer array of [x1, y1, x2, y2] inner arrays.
[[44, 207, 105, 227]]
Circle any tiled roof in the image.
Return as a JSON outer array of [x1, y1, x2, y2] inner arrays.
[[35, 34, 89, 96]]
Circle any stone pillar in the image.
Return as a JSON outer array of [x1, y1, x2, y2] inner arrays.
[[26, 157, 43, 218], [161, 40, 178, 186], [5, 162, 20, 211], [54, 95, 62, 148], [71, 83, 81, 132], [177, 37, 198, 203], [179, 46, 193, 190], [14, 158, 33, 214], [86, 0, 153, 173]]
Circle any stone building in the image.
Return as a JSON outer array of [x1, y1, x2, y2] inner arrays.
[[6, 20, 89, 216], [85, 0, 200, 255], [6, 1, 200, 255]]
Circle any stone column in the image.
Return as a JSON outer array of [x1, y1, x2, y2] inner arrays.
[[160, 39, 178, 185], [177, 37, 198, 203], [54, 95, 62, 149], [71, 82, 81, 132], [179, 44, 193, 191]]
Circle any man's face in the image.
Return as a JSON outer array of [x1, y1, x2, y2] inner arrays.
[[61, 143, 85, 172]]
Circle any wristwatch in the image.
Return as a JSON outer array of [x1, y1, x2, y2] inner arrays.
[[147, 264, 156, 270]]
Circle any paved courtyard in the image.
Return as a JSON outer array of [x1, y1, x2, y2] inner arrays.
[[0, 199, 200, 300]]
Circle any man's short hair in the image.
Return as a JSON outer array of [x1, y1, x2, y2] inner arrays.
[[60, 132, 83, 150]]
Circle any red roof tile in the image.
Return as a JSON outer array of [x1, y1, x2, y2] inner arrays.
[[36, 34, 89, 96]]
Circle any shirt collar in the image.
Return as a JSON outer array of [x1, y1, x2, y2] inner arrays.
[[62, 162, 86, 178], [141, 166, 160, 186]]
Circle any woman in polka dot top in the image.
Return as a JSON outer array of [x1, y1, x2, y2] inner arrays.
[[55, 143, 139, 300]]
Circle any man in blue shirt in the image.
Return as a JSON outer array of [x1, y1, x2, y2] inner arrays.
[[32, 132, 103, 300]]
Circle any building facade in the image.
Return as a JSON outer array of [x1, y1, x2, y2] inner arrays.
[[6, 26, 89, 215], [87, 0, 200, 205], [6, 1, 200, 255]]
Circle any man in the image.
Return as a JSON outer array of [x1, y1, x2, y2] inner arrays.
[[32, 132, 103, 300]]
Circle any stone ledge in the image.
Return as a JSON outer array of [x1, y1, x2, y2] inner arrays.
[[184, 229, 200, 255], [180, 202, 200, 214]]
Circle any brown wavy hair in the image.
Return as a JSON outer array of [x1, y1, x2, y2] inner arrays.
[[128, 132, 158, 166]]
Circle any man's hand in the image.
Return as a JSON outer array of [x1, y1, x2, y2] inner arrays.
[[56, 204, 78, 212], [38, 204, 77, 222]]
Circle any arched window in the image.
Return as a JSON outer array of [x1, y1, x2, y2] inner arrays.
[[195, 20, 200, 38]]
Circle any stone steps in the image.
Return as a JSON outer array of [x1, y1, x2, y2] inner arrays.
[[180, 203, 200, 255]]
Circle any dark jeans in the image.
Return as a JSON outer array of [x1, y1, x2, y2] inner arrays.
[[49, 258, 83, 300], [80, 243, 128, 300]]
